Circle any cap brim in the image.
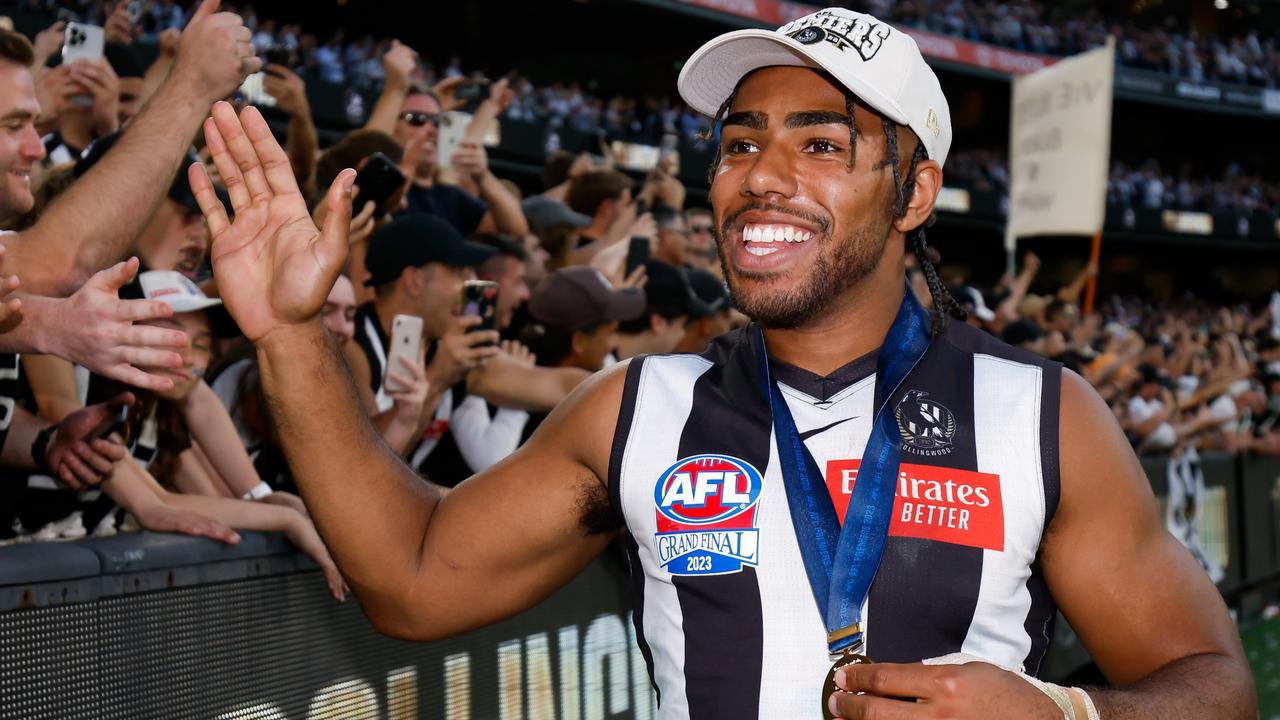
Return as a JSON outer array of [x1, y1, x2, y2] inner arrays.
[[449, 241, 498, 268], [678, 29, 910, 126], [168, 296, 223, 314], [603, 288, 646, 323], [564, 210, 592, 228]]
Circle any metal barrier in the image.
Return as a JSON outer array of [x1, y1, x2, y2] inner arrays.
[[1, 454, 1277, 717]]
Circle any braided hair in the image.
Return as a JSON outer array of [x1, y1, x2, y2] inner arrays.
[[879, 118, 965, 334]]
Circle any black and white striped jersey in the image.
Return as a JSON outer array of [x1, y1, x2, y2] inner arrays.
[[352, 303, 452, 471], [609, 320, 1062, 718]]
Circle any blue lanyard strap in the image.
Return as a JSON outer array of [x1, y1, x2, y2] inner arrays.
[[755, 285, 932, 654]]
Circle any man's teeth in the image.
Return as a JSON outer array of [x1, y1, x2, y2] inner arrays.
[[746, 245, 780, 256], [742, 223, 813, 244]]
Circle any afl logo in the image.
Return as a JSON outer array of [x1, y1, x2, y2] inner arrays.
[[654, 454, 762, 526], [895, 390, 956, 454], [790, 26, 826, 45]]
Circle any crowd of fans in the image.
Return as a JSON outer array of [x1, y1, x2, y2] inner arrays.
[[867, 0, 1280, 87], [0, 1, 1274, 598], [947, 149, 1280, 218], [938, 255, 1280, 456], [18, 1, 1280, 220]]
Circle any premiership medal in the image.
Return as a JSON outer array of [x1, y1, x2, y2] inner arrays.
[[821, 645, 874, 720]]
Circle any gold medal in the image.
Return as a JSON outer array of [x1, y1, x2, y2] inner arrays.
[[822, 647, 873, 720]]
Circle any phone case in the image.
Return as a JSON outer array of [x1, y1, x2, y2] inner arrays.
[[62, 23, 105, 66], [384, 315, 423, 394]]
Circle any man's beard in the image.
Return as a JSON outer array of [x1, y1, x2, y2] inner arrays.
[[716, 217, 890, 329]]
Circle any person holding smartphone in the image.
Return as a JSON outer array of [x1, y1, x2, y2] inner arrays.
[[363, 41, 528, 239], [341, 214, 499, 470]]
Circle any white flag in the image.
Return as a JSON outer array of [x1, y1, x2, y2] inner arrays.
[[1005, 39, 1114, 250]]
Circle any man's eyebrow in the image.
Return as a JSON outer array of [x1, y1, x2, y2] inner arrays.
[[784, 110, 850, 129], [721, 111, 766, 130], [0, 110, 35, 123]]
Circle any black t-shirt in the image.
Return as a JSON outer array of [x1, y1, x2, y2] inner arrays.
[[404, 183, 488, 236]]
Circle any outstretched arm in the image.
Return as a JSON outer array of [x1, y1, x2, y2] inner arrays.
[[196, 102, 620, 640], [6, 0, 258, 295]]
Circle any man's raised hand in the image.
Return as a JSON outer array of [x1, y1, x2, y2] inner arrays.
[[169, 0, 261, 104], [191, 102, 355, 343]]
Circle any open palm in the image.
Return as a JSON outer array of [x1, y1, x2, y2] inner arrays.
[[189, 102, 355, 342]]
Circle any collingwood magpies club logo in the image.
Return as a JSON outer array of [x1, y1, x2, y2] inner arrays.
[[895, 390, 956, 456]]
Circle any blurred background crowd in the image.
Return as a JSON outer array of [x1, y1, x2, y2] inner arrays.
[[0, 0, 1274, 584]]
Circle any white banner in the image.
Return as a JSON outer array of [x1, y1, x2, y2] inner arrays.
[[1005, 39, 1114, 250]]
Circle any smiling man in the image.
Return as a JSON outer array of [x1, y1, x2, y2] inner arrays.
[[194, 7, 1253, 720]]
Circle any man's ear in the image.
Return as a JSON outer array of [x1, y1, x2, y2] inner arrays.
[[570, 329, 588, 356], [893, 158, 943, 235]]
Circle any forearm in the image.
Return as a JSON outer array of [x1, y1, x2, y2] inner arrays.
[[0, 405, 46, 468], [0, 295, 58, 353], [285, 111, 319, 194], [1058, 269, 1091, 303], [257, 321, 441, 598], [477, 173, 529, 236], [182, 380, 261, 497], [1090, 652, 1254, 719], [380, 409, 420, 456], [365, 79, 408, 135], [140, 54, 174, 108], [468, 359, 588, 412], [14, 79, 213, 294]]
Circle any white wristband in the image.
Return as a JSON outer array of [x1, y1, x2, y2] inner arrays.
[[242, 481, 274, 500]]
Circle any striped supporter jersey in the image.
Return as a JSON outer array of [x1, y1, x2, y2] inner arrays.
[[608, 319, 1062, 718]]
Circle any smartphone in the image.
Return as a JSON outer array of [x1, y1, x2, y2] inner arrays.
[[626, 236, 651, 277], [90, 403, 132, 446], [236, 72, 277, 108], [462, 281, 500, 343], [384, 314, 423, 394], [264, 46, 293, 68], [455, 79, 491, 102], [62, 22, 105, 65], [62, 22, 105, 108], [353, 152, 406, 214], [436, 111, 470, 169]]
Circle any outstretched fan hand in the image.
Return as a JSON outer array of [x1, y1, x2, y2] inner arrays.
[[188, 101, 355, 342]]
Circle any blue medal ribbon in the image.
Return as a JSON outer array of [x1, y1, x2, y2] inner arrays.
[[755, 284, 932, 655]]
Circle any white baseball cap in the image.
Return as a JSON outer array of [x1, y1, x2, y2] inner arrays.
[[138, 270, 223, 314], [678, 7, 952, 167]]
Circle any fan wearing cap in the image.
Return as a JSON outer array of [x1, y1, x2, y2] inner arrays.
[[525, 266, 645, 373], [194, 11, 1252, 717], [344, 213, 499, 463], [72, 271, 349, 600], [614, 260, 711, 360], [673, 267, 734, 354]]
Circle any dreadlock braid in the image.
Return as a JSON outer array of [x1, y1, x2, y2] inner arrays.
[[882, 117, 903, 213], [845, 93, 858, 171], [700, 87, 740, 187], [884, 123, 964, 334]]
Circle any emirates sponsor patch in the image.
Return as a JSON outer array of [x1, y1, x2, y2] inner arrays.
[[824, 460, 1004, 551]]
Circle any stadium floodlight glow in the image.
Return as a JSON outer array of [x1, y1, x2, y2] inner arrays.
[[1214, 0, 1228, 9]]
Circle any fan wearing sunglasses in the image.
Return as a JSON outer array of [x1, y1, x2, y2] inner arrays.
[[365, 41, 528, 240]]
